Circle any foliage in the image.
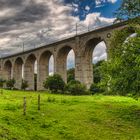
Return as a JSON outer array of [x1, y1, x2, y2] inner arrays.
[[67, 80, 81, 85], [100, 25, 140, 97], [115, 0, 140, 20], [21, 80, 28, 90], [66, 80, 87, 95], [93, 60, 104, 83], [43, 74, 65, 92], [67, 68, 75, 83], [0, 78, 5, 88], [90, 83, 105, 95], [6, 79, 15, 90], [108, 26, 137, 59]]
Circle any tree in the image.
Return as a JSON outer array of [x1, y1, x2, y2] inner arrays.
[[6, 79, 16, 90], [67, 68, 75, 83], [93, 60, 105, 84], [21, 80, 28, 90], [100, 25, 140, 97], [66, 81, 87, 95], [0, 79, 5, 88], [43, 74, 65, 93], [115, 0, 140, 20]]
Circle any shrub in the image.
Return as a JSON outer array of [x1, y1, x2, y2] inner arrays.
[[0, 79, 5, 88], [67, 80, 81, 85], [66, 81, 87, 95], [43, 74, 65, 93], [6, 79, 15, 90], [21, 80, 28, 90], [90, 83, 104, 95], [67, 68, 75, 83]]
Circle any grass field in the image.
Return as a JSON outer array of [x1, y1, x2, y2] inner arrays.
[[0, 90, 140, 140]]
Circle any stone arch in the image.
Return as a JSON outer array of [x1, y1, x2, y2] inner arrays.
[[13, 57, 24, 89], [82, 37, 107, 88], [3, 60, 12, 80], [56, 45, 75, 83], [38, 50, 54, 90], [24, 54, 37, 90]]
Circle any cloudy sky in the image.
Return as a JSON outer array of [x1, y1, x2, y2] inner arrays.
[[0, 0, 122, 67]]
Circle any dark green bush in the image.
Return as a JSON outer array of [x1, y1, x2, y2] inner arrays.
[[67, 80, 81, 85], [43, 74, 65, 93], [66, 81, 87, 95], [67, 68, 75, 83], [0, 79, 5, 88], [6, 79, 15, 90], [90, 83, 104, 95], [21, 80, 28, 90]]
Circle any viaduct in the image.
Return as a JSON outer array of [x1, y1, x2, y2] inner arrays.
[[0, 21, 127, 90]]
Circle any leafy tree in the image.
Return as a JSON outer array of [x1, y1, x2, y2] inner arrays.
[[21, 80, 28, 90], [93, 60, 104, 83], [43, 74, 65, 93], [67, 80, 80, 85], [115, 0, 140, 20], [66, 81, 87, 95], [0, 79, 5, 88], [67, 68, 75, 83], [90, 83, 105, 95], [6, 79, 16, 90], [100, 25, 140, 97]]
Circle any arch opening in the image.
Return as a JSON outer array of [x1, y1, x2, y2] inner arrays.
[[14, 57, 24, 89], [38, 51, 54, 90], [24, 54, 37, 90], [67, 49, 75, 83], [83, 38, 107, 88], [56, 46, 75, 83], [92, 41, 107, 84], [49, 55, 54, 75], [4, 60, 12, 80]]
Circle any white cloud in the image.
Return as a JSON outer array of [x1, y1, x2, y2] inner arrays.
[[93, 41, 107, 63], [0, 0, 115, 65], [95, 0, 117, 8], [85, 6, 90, 11], [83, 13, 115, 28], [108, 0, 117, 3]]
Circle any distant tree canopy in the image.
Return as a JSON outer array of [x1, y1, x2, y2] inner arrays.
[[67, 68, 75, 83], [93, 60, 105, 84], [115, 0, 140, 20]]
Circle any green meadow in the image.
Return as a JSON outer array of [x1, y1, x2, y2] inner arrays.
[[0, 90, 140, 140]]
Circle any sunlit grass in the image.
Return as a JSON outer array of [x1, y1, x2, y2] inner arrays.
[[0, 90, 140, 140]]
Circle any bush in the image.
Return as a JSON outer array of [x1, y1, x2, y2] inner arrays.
[[90, 83, 104, 95], [67, 68, 75, 83], [66, 81, 87, 95], [43, 74, 65, 93], [67, 80, 81, 85], [21, 80, 28, 90], [6, 79, 15, 90], [0, 79, 5, 88]]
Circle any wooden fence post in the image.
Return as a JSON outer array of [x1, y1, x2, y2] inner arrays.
[[38, 94, 40, 111], [23, 97, 26, 115]]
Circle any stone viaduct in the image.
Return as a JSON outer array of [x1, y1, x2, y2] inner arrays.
[[0, 21, 127, 90]]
